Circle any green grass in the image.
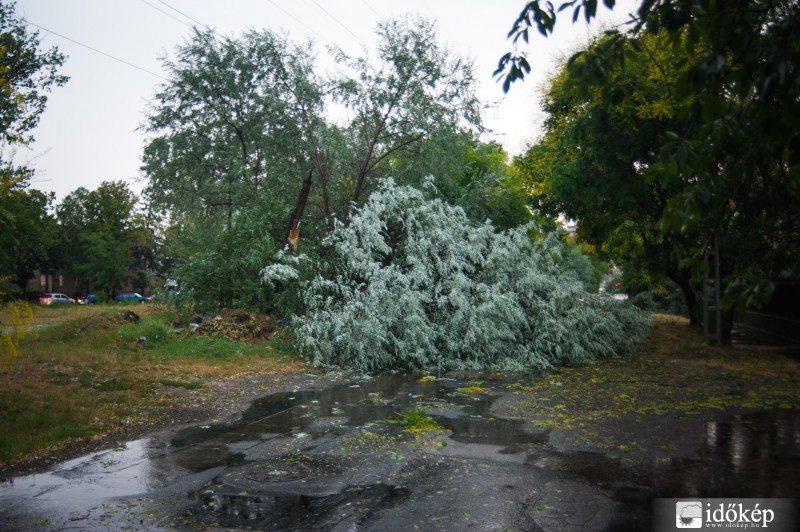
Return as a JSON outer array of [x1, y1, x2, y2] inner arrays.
[[0, 304, 308, 466], [0, 390, 97, 462], [158, 378, 204, 390]]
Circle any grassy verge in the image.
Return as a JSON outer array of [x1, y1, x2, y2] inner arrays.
[[0, 304, 307, 466]]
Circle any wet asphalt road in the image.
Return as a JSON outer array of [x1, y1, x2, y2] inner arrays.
[[1, 372, 798, 531]]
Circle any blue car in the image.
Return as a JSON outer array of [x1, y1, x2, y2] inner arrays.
[[77, 293, 98, 305], [115, 292, 151, 303]]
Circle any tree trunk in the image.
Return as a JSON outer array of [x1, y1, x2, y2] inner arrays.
[[353, 167, 368, 205], [287, 169, 313, 252], [669, 269, 698, 326], [320, 170, 331, 231]]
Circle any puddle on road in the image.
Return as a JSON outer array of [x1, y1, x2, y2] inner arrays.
[[2, 373, 799, 530], [527, 408, 800, 501]]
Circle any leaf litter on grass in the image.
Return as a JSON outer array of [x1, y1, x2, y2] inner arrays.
[[189, 309, 280, 342], [497, 314, 800, 452]]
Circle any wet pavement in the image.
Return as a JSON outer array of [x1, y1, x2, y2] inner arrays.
[[1, 372, 799, 531]]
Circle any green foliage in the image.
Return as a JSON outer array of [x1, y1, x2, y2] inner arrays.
[[56, 181, 153, 296], [332, 15, 482, 205], [442, 141, 533, 230], [144, 19, 484, 313], [282, 179, 648, 373], [143, 28, 324, 309], [0, 170, 58, 291], [166, 217, 281, 313], [504, 1, 800, 342], [115, 317, 170, 346], [0, 1, 68, 147], [143, 28, 314, 226], [0, 3, 67, 295], [518, 31, 702, 320], [398, 408, 443, 435], [630, 288, 688, 316]]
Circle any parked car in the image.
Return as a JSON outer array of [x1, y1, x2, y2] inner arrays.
[[115, 292, 151, 303], [77, 293, 98, 305], [38, 292, 75, 305]]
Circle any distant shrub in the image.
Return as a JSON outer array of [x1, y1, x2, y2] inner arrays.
[[266, 178, 649, 373], [630, 288, 688, 317]]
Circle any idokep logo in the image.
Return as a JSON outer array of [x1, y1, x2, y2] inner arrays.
[[676, 501, 703, 528], [655, 498, 795, 532]]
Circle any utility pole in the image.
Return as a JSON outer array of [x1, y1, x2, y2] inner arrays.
[[703, 231, 722, 344]]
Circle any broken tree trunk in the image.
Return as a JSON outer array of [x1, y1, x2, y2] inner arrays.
[[287, 169, 313, 252]]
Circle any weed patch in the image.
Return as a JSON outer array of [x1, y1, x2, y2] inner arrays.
[[398, 409, 444, 435]]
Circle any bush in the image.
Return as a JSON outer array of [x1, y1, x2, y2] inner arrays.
[[266, 179, 649, 373], [630, 288, 689, 316]]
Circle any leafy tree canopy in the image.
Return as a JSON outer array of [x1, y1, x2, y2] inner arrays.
[[0, 168, 57, 295], [520, 31, 703, 320], [331, 15, 482, 205], [0, 1, 67, 148], [503, 1, 800, 339], [142, 18, 486, 312], [0, 1, 66, 295], [56, 181, 153, 297]]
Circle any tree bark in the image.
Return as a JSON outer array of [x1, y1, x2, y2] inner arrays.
[[299, 108, 332, 231], [669, 268, 698, 327], [287, 169, 313, 252]]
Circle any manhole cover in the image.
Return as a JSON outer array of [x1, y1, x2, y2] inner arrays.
[[245, 460, 311, 483]]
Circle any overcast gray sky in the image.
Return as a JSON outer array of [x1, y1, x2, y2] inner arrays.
[[14, 0, 637, 204]]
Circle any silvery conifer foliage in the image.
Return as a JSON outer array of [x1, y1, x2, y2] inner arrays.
[[265, 179, 649, 373]]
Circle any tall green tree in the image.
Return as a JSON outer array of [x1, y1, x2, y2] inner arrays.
[[143, 29, 317, 233], [142, 28, 325, 308], [142, 18, 484, 312], [0, 167, 58, 295], [0, 1, 68, 149], [56, 181, 146, 298], [520, 32, 703, 321], [332, 16, 482, 206], [0, 1, 67, 296], [502, 0, 800, 342]]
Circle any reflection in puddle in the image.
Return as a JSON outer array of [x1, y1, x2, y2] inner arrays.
[[529, 409, 800, 499], [0, 439, 166, 517]]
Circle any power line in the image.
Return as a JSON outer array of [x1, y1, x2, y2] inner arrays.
[[308, 0, 368, 47], [360, 0, 382, 19], [155, 0, 213, 32], [139, 0, 194, 29], [267, 0, 332, 45], [20, 17, 167, 80]]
